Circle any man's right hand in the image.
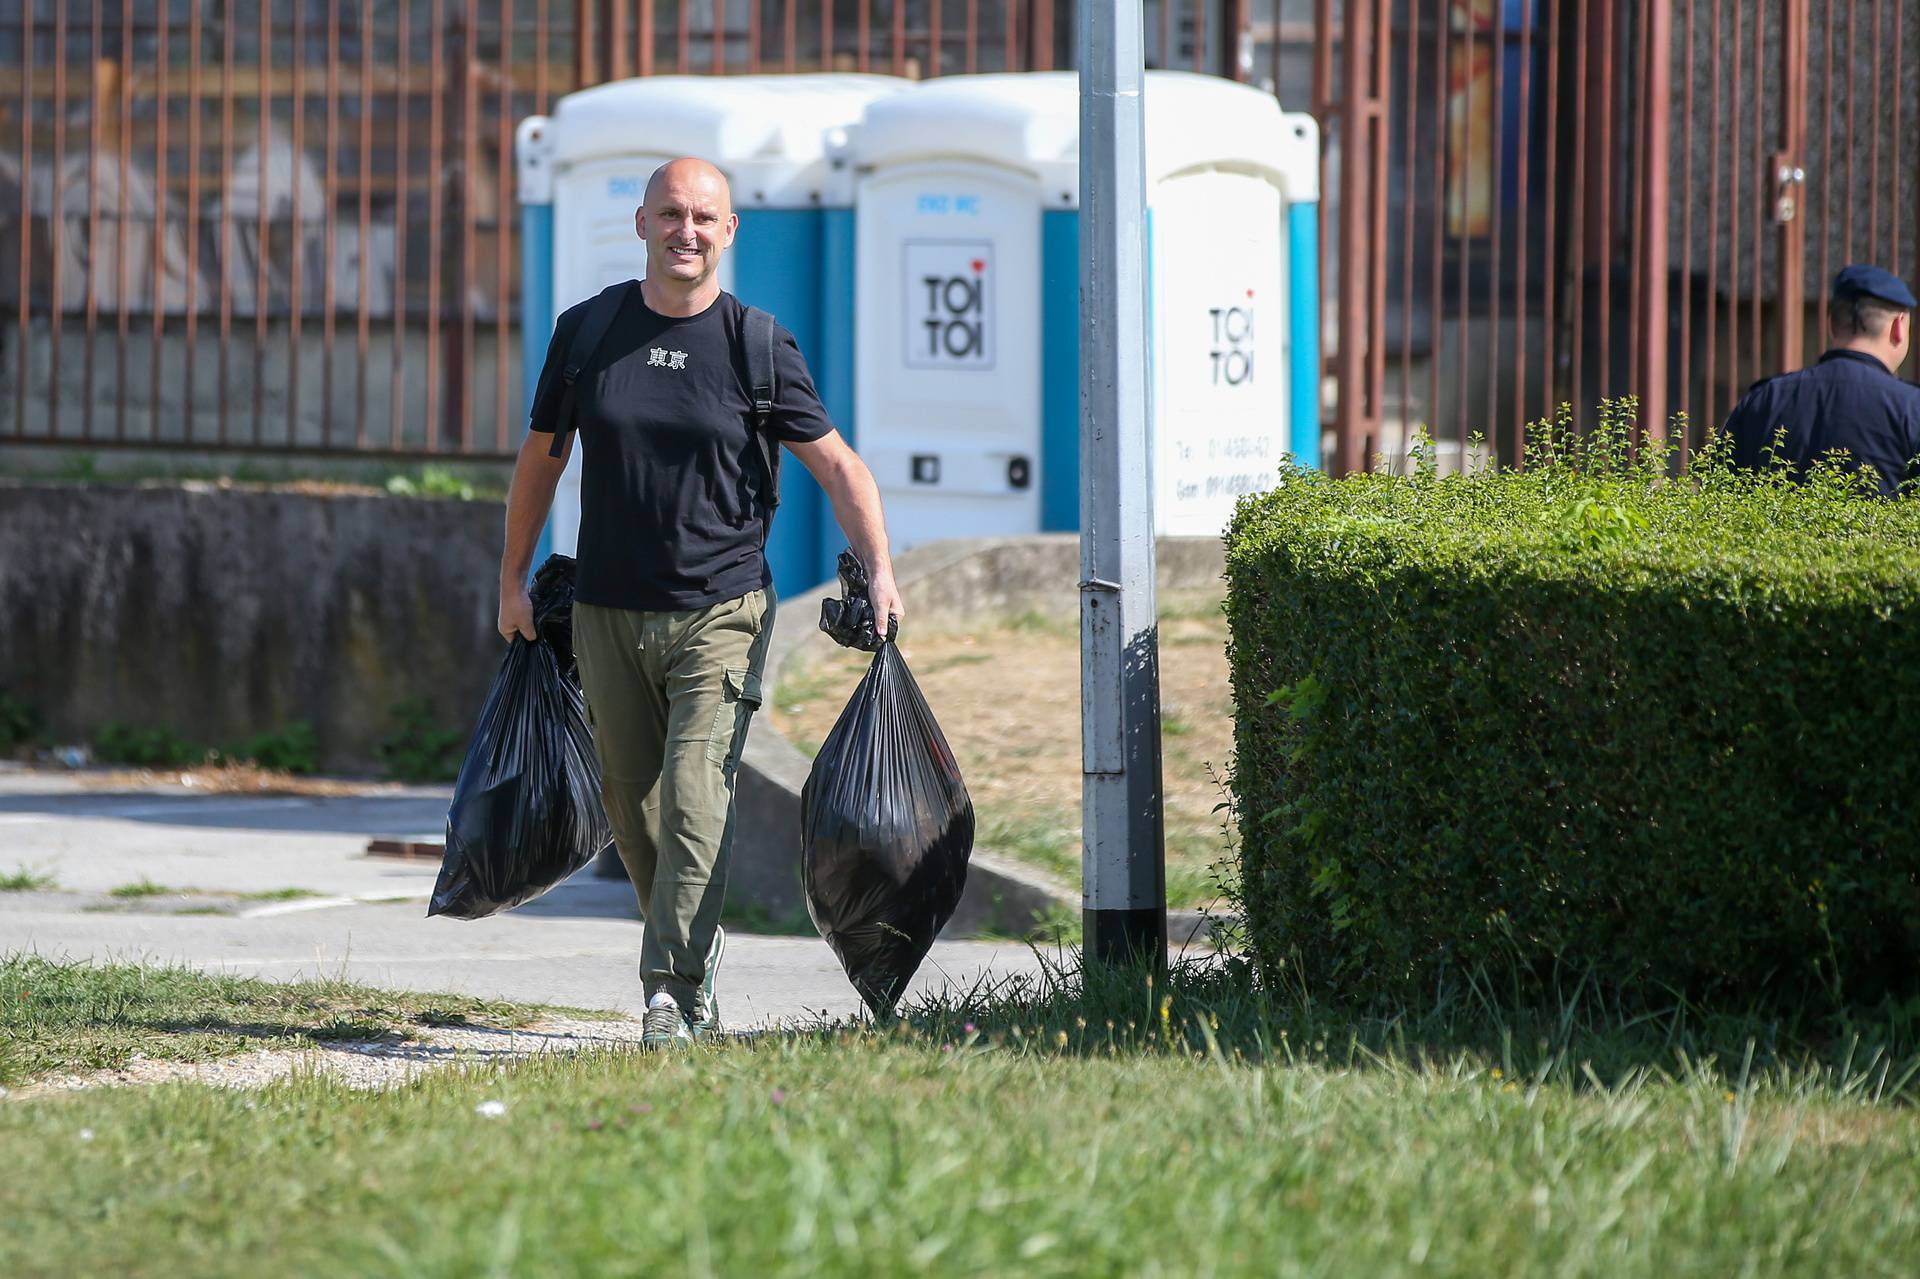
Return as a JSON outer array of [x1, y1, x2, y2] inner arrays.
[[498, 584, 536, 642]]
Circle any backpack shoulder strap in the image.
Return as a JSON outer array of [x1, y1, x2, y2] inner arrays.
[[545, 280, 633, 459], [742, 305, 781, 512]]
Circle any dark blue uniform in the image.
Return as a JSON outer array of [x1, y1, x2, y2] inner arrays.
[[1723, 350, 1920, 497]]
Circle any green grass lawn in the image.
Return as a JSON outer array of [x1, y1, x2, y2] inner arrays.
[[3, 955, 1919, 1276]]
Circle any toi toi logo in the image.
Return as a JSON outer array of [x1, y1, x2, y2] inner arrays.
[[1208, 299, 1255, 387], [921, 268, 987, 360], [904, 241, 993, 369]]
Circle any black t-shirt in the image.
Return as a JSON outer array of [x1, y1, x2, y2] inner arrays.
[[528, 286, 835, 610]]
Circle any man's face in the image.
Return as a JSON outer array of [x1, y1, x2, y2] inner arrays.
[[635, 166, 737, 287]]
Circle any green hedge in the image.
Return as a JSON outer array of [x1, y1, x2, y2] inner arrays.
[[1225, 405, 1920, 1008]]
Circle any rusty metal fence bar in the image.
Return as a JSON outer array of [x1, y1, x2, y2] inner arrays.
[[7, 0, 1248, 460], [1319, 1, 1918, 477]]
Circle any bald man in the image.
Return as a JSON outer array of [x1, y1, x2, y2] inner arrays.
[[497, 158, 904, 1045]]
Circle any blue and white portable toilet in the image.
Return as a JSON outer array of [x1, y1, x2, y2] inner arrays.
[[515, 74, 908, 596], [843, 71, 1320, 546]]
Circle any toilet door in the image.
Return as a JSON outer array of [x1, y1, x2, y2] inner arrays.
[[1150, 169, 1287, 537], [854, 160, 1042, 552]]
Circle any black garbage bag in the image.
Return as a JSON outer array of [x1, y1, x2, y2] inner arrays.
[[801, 552, 973, 1015], [429, 555, 612, 919]]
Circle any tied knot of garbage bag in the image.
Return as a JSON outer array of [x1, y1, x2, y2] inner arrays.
[[430, 553, 612, 920], [803, 554, 972, 1016], [529, 553, 581, 678], [819, 549, 893, 652]]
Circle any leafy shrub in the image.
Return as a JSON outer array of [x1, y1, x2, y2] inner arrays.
[[385, 466, 477, 500], [221, 721, 321, 774], [0, 690, 41, 753], [93, 723, 208, 769], [378, 698, 465, 783], [93, 724, 199, 768], [1225, 400, 1920, 1011], [95, 720, 322, 773]]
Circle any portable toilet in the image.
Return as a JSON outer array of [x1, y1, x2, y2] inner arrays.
[[843, 71, 1320, 547], [515, 74, 908, 597]]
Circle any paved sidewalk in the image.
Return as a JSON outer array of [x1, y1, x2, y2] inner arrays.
[[0, 766, 1053, 1026]]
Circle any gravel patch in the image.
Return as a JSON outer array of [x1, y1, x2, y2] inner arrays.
[[4, 1016, 649, 1100]]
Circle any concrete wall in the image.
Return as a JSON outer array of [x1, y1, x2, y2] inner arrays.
[[0, 480, 503, 770]]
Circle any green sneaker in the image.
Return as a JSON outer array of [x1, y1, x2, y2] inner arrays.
[[641, 999, 692, 1049], [691, 925, 726, 1039]]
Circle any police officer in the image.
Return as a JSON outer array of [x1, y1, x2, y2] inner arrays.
[[1723, 264, 1920, 497]]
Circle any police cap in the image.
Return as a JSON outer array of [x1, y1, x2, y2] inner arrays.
[[1832, 263, 1918, 310]]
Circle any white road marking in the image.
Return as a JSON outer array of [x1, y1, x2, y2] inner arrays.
[[237, 892, 433, 920]]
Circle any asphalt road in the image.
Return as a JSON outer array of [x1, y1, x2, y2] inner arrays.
[[0, 765, 1052, 1026]]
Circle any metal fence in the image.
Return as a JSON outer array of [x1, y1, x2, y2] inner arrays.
[[2, 0, 557, 456], [19, 1, 1901, 471], [1321, 0, 1920, 474], [1, 0, 1250, 459]]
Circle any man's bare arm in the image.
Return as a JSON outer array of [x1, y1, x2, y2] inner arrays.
[[786, 430, 904, 634], [497, 430, 573, 640]]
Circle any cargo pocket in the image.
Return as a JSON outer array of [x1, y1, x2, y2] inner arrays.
[[706, 666, 764, 769]]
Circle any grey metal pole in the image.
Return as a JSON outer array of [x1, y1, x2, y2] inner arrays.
[[1078, 0, 1167, 971]]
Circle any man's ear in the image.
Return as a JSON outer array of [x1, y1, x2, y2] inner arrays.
[[1894, 312, 1910, 348], [633, 206, 647, 239]]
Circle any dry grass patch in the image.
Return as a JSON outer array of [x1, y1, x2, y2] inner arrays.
[[78, 763, 409, 797], [773, 598, 1236, 907]]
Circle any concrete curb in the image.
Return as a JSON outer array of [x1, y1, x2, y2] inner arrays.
[[730, 535, 1232, 940]]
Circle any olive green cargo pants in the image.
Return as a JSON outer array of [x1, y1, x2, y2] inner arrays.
[[573, 589, 772, 1016]]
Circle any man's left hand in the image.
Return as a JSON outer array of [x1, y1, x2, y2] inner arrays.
[[868, 567, 905, 643]]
